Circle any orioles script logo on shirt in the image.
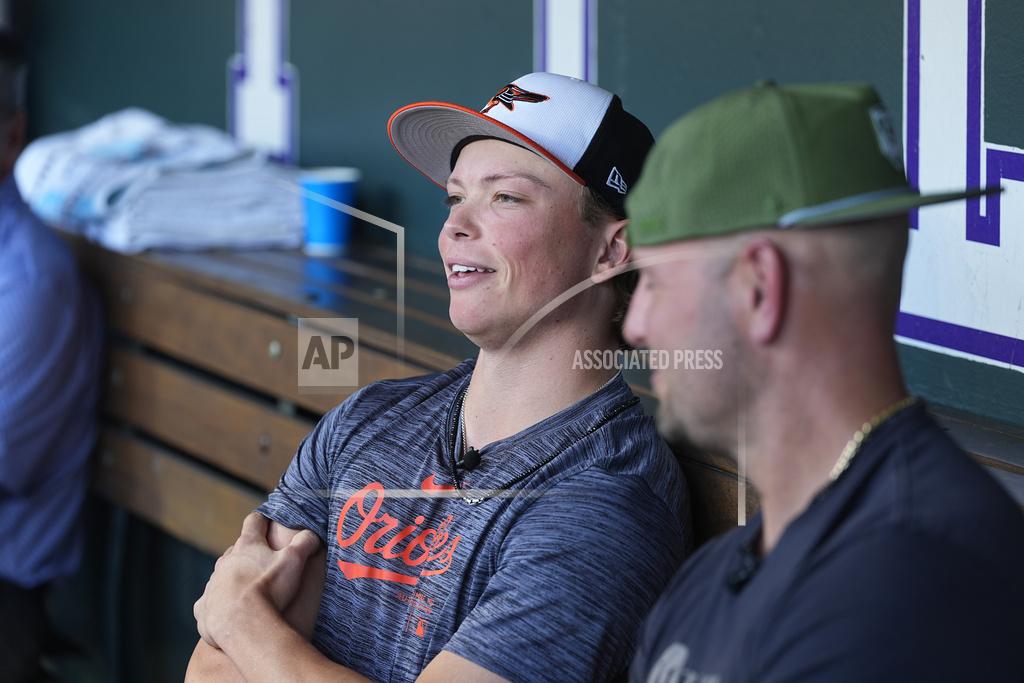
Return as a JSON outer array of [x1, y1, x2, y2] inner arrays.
[[335, 481, 461, 586]]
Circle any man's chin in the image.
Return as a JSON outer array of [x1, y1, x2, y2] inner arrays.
[[452, 311, 539, 348], [656, 411, 740, 470], [657, 405, 710, 458], [450, 320, 513, 352], [657, 422, 694, 456], [449, 310, 490, 337]]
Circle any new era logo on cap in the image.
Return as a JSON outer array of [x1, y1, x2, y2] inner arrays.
[[387, 72, 655, 216], [607, 166, 628, 195]]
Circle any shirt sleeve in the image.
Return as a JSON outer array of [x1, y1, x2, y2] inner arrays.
[[443, 469, 688, 683], [0, 277, 102, 495], [255, 386, 369, 544], [755, 528, 1023, 682]]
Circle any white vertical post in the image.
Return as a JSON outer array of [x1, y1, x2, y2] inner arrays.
[[535, 0, 597, 83], [229, 0, 298, 163]]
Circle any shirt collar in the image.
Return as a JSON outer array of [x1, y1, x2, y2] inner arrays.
[[444, 363, 640, 496]]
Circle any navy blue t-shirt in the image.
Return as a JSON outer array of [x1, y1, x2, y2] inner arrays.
[[258, 359, 691, 682], [631, 402, 1024, 683]]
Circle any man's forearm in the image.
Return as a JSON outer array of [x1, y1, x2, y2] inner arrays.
[[184, 640, 245, 682], [218, 593, 371, 683]]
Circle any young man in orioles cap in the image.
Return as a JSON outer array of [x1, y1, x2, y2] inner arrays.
[[187, 72, 690, 683], [623, 82, 1024, 682]]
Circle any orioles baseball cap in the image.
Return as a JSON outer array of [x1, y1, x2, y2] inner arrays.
[[388, 72, 655, 216], [627, 81, 1001, 246]]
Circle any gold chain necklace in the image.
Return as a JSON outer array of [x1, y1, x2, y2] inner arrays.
[[828, 395, 919, 482]]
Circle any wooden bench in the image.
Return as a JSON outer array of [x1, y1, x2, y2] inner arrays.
[[71, 238, 446, 556], [68, 237, 1022, 556]]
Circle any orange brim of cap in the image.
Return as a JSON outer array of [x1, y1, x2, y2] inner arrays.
[[387, 101, 585, 189]]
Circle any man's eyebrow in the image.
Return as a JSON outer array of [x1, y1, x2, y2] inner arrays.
[[482, 172, 552, 189], [446, 172, 553, 191], [448, 172, 557, 191]]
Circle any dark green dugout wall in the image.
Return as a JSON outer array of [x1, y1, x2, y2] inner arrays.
[[598, 0, 904, 139], [16, 1, 1024, 680], [23, 0, 1022, 264], [25, 0, 532, 258], [26, 0, 1024, 426], [26, 0, 910, 258]]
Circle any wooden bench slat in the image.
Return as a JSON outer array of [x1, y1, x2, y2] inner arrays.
[[93, 429, 264, 557], [360, 243, 445, 279], [103, 347, 313, 490], [220, 250, 457, 335], [679, 458, 760, 545], [70, 238, 467, 374], [140, 249, 472, 370], [87, 258, 428, 414], [234, 249, 450, 304]]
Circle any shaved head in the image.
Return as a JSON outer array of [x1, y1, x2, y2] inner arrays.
[[747, 218, 910, 339]]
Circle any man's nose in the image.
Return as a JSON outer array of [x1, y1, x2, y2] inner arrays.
[[442, 202, 480, 241], [622, 285, 649, 349]]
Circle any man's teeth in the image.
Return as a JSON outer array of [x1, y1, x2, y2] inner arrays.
[[452, 264, 495, 273]]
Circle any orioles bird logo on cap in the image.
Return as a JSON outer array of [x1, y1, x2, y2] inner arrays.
[[481, 84, 549, 114]]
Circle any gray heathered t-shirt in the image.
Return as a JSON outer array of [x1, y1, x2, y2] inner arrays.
[[257, 358, 690, 682]]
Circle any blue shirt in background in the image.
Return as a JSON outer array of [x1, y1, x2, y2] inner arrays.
[[0, 174, 103, 588], [258, 359, 691, 682]]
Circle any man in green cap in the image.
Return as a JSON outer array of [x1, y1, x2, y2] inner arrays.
[[623, 82, 1024, 681]]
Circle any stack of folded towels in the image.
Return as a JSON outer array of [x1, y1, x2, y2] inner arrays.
[[13, 108, 303, 253]]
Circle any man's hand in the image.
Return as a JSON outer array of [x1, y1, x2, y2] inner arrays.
[[187, 514, 508, 683], [193, 512, 321, 650]]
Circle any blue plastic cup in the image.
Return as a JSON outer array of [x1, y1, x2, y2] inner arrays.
[[300, 167, 362, 256]]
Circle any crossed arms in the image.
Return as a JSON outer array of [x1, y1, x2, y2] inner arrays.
[[185, 513, 508, 683]]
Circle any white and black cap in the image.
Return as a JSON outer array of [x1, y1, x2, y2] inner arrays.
[[387, 72, 654, 216]]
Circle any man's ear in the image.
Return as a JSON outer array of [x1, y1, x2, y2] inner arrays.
[[733, 238, 788, 345], [591, 218, 630, 283]]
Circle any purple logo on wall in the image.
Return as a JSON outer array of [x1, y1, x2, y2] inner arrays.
[[898, 0, 1023, 371]]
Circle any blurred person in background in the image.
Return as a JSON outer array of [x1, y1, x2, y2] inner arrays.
[[0, 30, 104, 682]]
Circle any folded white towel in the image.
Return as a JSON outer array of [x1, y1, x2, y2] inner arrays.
[[14, 108, 303, 253]]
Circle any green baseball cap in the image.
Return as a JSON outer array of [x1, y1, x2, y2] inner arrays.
[[627, 81, 999, 246]]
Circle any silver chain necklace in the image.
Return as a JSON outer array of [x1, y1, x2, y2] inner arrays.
[[460, 388, 471, 457], [454, 387, 485, 505]]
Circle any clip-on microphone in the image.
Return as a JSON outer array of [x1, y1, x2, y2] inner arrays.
[[458, 447, 481, 471]]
